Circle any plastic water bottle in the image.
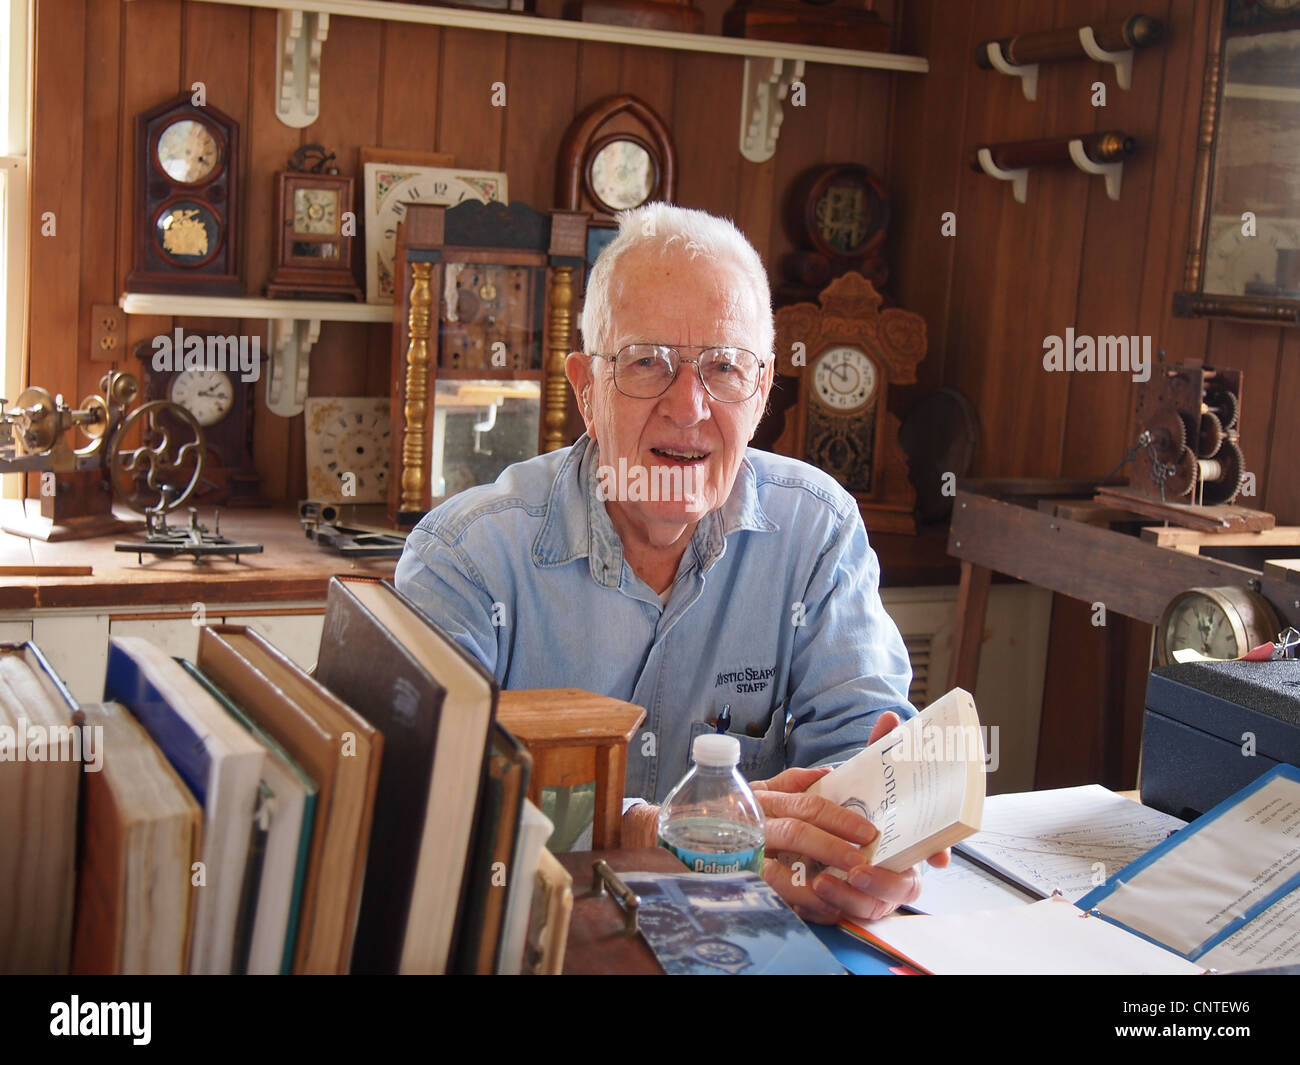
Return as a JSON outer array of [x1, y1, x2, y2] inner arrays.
[[658, 734, 765, 874]]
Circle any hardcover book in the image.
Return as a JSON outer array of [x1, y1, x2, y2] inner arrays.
[[315, 576, 497, 974]]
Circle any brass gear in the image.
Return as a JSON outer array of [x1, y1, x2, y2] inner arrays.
[[1200, 440, 1246, 506], [1197, 411, 1225, 458]]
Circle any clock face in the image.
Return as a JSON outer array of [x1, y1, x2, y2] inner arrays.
[[170, 369, 234, 427], [812, 345, 877, 413], [362, 163, 508, 303], [589, 139, 655, 213], [293, 187, 340, 235], [156, 119, 220, 184], [1163, 594, 1240, 660], [305, 397, 392, 504]]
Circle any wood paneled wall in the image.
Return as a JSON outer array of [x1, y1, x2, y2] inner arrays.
[[890, 0, 1300, 789], [24, 0, 897, 501]]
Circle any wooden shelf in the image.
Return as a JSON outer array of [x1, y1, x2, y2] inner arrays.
[[179, 0, 929, 72], [119, 292, 392, 323], [119, 293, 392, 416]]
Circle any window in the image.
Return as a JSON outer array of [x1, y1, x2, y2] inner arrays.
[[1, 0, 30, 497]]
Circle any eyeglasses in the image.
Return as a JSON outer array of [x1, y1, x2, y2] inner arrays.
[[588, 344, 767, 403]]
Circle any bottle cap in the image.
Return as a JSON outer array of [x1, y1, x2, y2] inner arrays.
[[693, 733, 740, 767]]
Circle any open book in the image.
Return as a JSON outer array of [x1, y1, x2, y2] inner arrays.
[[808, 687, 986, 873]]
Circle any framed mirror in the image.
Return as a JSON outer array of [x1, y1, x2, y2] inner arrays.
[[1175, 0, 1300, 325]]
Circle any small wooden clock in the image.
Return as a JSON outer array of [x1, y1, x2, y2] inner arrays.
[[778, 164, 889, 306], [126, 93, 241, 295], [267, 145, 363, 300], [134, 336, 261, 505], [771, 272, 926, 534]]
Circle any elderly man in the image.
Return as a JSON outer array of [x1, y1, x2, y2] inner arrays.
[[395, 203, 947, 924]]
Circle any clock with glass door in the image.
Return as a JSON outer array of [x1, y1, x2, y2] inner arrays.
[[135, 337, 261, 505], [772, 272, 926, 534]]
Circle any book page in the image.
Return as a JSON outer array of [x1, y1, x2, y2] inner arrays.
[[957, 785, 1186, 902], [859, 897, 1203, 975], [811, 689, 983, 868], [1092, 772, 1300, 957], [1198, 886, 1300, 971], [910, 852, 1038, 915]]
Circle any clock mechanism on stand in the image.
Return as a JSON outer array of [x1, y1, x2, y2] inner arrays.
[[108, 395, 263, 563], [0, 370, 261, 560], [1111, 358, 1251, 507]]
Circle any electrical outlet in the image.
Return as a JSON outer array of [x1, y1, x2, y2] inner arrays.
[[91, 303, 127, 362]]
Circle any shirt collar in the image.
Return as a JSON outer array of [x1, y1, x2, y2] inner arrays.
[[532, 435, 778, 584]]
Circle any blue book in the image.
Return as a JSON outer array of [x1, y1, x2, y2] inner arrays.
[[104, 637, 266, 975], [177, 659, 318, 976]]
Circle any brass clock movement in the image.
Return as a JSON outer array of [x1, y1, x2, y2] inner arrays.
[[126, 93, 241, 295], [268, 145, 363, 300], [772, 272, 926, 534]]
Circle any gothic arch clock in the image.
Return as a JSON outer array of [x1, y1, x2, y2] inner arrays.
[[771, 272, 926, 534]]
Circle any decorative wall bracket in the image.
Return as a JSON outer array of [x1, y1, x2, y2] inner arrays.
[[984, 41, 1038, 102], [739, 56, 807, 163], [275, 9, 329, 128], [1068, 138, 1123, 200], [266, 317, 322, 416], [975, 148, 1028, 204]]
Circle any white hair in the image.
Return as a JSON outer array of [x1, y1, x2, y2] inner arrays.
[[580, 203, 774, 362]]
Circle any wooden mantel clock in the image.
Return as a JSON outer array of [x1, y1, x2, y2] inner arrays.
[[771, 272, 926, 534]]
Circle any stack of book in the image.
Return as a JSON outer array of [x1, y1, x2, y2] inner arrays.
[[0, 576, 569, 975]]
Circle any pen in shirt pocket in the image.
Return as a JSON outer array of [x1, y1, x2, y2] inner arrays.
[[715, 704, 731, 734]]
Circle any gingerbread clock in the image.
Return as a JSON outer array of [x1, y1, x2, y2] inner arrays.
[[772, 272, 926, 534]]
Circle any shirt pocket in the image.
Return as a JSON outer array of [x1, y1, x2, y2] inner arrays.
[[688, 699, 787, 783]]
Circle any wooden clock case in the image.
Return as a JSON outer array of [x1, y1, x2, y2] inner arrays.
[[771, 272, 926, 534]]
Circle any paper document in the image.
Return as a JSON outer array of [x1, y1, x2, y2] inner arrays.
[[956, 785, 1186, 902], [858, 897, 1202, 975], [911, 852, 1037, 915]]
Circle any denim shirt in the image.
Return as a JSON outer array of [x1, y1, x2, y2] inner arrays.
[[394, 435, 915, 803]]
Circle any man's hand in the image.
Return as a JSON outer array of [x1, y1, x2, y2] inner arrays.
[[751, 711, 950, 925]]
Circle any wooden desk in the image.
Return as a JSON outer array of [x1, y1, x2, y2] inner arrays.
[[946, 481, 1299, 786]]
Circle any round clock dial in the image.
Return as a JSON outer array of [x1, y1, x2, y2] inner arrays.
[[293, 187, 340, 235], [589, 138, 655, 213], [156, 119, 221, 184], [169, 369, 234, 427], [1156, 586, 1280, 665], [812, 345, 877, 413]]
